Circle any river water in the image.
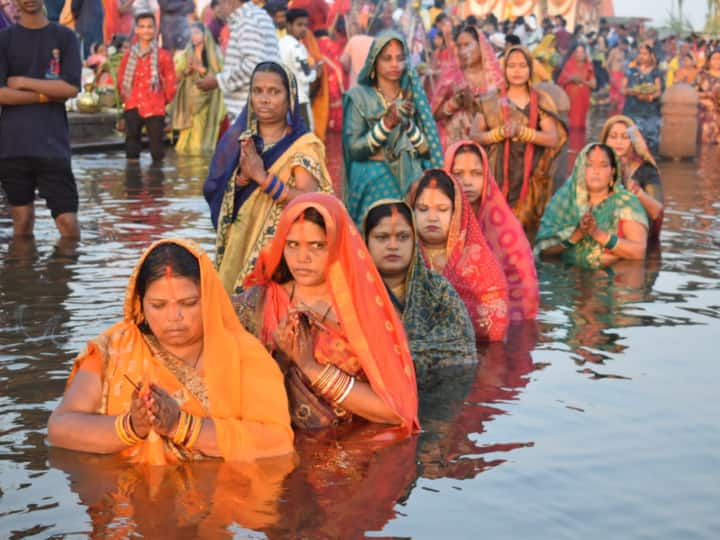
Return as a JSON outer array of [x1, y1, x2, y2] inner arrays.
[[1, 141, 719, 539]]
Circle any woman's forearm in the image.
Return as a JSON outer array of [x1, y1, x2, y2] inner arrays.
[[334, 379, 402, 425], [636, 190, 664, 221], [47, 411, 131, 454]]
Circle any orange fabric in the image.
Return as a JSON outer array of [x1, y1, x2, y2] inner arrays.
[[302, 31, 330, 141], [256, 284, 365, 378], [244, 193, 420, 435], [66, 238, 294, 464]]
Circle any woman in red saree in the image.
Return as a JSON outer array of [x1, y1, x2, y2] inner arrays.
[[407, 169, 509, 342], [444, 140, 539, 322], [103, 0, 134, 44], [234, 192, 419, 435], [48, 239, 294, 464], [316, 29, 347, 132], [558, 44, 597, 132]]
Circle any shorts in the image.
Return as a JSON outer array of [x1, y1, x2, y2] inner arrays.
[[0, 157, 79, 218]]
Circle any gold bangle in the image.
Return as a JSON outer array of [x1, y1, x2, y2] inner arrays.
[[115, 413, 141, 445], [172, 411, 191, 446], [37, 93, 49, 104], [315, 366, 342, 396], [184, 417, 203, 449], [311, 364, 333, 387], [335, 376, 355, 405]]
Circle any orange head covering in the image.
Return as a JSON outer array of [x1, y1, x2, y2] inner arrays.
[[67, 238, 294, 464], [244, 193, 420, 434]]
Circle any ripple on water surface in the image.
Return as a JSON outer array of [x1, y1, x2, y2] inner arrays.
[[1, 149, 719, 539]]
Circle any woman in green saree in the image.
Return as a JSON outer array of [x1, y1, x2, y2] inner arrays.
[[172, 23, 227, 155], [535, 143, 648, 268], [363, 200, 476, 378], [342, 30, 443, 226]]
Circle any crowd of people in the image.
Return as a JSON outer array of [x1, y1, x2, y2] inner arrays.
[[1, 0, 719, 462]]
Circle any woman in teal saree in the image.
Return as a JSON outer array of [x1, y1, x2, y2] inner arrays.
[[535, 143, 648, 268], [342, 31, 443, 226]]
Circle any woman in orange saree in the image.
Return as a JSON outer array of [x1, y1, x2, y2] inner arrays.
[[407, 169, 509, 342], [47, 239, 294, 464], [444, 140, 539, 322], [234, 192, 419, 435]]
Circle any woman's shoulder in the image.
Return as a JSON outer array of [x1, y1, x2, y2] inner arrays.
[[345, 84, 379, 104], [633, 162, 661, 184]]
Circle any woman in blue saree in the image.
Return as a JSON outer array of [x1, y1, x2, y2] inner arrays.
[[203, 62, 333, 295], [342, 31, 443, 226]]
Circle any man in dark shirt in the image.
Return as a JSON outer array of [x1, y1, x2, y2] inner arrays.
[[0, 0, 81, 239]]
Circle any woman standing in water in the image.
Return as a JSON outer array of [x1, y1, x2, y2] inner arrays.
[[469, 46, 567, 238], [363, 199, 476, 375], [172, 23, 226, 155], [622, 44, 663, 154], [235, 193, 419, 434], [431, 24, 505, 148], [407, 169, 509, 342], [444, 141, 539, 322], [694, 49, 720, 145], [204, 62, 332, 295], [558, 44, 597, 133], [600, 115, 664, 241], [342, 30, 442, 225], [536, 144, 648, 268], [48, 239, 294, 463]]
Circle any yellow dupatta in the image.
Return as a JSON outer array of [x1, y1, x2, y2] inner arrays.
[[216, 133, 333, 294]]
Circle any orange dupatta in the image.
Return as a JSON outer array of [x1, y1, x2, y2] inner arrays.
[[244, 193, 420, 435], [65, 238, 294, 464]]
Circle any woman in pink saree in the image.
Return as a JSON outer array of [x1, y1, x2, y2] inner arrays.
[[431, 24, 505, 149], [445, 140, 539, 322]]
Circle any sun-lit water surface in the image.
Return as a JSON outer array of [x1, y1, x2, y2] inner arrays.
[[1, 143, 718, 539]]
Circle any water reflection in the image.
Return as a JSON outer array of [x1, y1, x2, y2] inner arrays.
[[0, 238, 78, 469], [1, 148, 719, 539], [48, 449, 295, 538], [417, 322, 537, 480], [268, 426, 418, 539]]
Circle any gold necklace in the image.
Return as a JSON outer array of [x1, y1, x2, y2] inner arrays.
[[260, 125, 289, 145], [424, 246, 446, 271], [375, 86, 401, 107]]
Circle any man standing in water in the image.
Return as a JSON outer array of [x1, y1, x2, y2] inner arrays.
[[0, 0, 81, 239]]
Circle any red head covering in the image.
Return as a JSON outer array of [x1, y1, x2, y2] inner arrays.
[[444, 141, 539, 321], [407, 170, 509, 341], [244, 193, 419, 434]]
